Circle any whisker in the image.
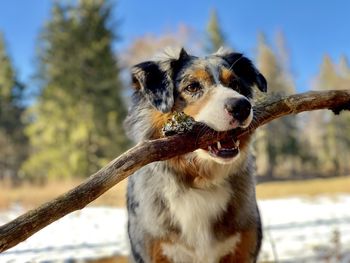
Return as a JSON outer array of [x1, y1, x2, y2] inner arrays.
[[228, 54, 244, 71]]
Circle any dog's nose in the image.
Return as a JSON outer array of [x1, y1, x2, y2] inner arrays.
[[224, 98, 252, 122]]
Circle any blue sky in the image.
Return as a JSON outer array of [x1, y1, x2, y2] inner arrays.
[[1, 0, 350, 94]]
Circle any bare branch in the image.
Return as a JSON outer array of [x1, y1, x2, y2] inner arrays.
[[1, 90, 350, 252]]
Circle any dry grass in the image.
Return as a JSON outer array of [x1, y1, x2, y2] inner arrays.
[[256, 176, 350, 199], [0, 179, 127, 210], [1, 176, 349, 210]]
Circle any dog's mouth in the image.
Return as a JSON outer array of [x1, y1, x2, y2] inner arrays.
[[205, 137, 240, 159]]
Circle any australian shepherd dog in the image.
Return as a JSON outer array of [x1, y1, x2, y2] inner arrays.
[[124, 47, 267, 263]]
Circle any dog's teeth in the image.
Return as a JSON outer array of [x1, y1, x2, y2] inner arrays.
[[217, 141, 222, 149], [232, 139, 240, 149]]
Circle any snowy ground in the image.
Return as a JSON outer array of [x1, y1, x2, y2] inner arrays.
[[258, 195, 350, 262], [1, 195, 350, 262]]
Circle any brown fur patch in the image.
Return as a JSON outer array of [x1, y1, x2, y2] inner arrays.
[[183, 90, 212, 117], [148, 237, 197, 263], [149, 110, 172, 139], [191, 68, 214, 84], [219, 230, 258, 263], [220, 68, 236, 86], [132, 80, 141, 90], [167, 156, 215, 187], [148, 239, 173, 263]]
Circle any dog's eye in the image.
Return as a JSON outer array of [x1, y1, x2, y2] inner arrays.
[[228, 79, 240, 92], [185, 82, 201, 93]]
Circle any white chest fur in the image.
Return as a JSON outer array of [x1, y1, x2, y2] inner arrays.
[[162, 181, 239, 262]]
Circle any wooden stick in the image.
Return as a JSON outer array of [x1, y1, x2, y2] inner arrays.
[[1, 90, 350, 252]]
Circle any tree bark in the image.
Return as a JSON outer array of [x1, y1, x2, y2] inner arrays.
[[1, 90, 350, 252]]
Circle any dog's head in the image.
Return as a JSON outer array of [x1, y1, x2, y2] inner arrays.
[[128, 48, 267, 164]]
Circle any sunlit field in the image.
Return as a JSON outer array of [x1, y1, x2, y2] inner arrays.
[[0, 179, 127, 210], [256, 176, 350, 199], [1, 176, 349, 211]]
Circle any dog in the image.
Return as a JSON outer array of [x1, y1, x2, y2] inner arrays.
[[124, 47, 267, 263]]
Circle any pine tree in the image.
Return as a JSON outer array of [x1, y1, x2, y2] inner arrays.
[[206, 9, 226, 53], [254, 33, 301, 178], [22, 0, 129, 181], [318, 55, 338, 89], [338, 54, 350, 78], [0, 33, 27, 183], [310, 55, 350, 175]]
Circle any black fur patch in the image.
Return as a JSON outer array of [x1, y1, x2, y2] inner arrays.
[[127, 178, 139, 215], [219, 53, 267, 93], [132, 61, 174, 113], [127, 221, 145, 263]]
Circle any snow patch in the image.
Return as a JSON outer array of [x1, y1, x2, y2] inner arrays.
[[1, 195, 350, 262], [0, 207, 129, 262]]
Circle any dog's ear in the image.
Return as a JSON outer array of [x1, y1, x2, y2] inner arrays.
[[131, 48, 190, 112], [219, 52, 267, 92], [131, 60, 175, 112]]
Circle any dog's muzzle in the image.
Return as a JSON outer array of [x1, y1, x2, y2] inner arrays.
[[204, 97, 251, 160], [224, 97, 252, 124]]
